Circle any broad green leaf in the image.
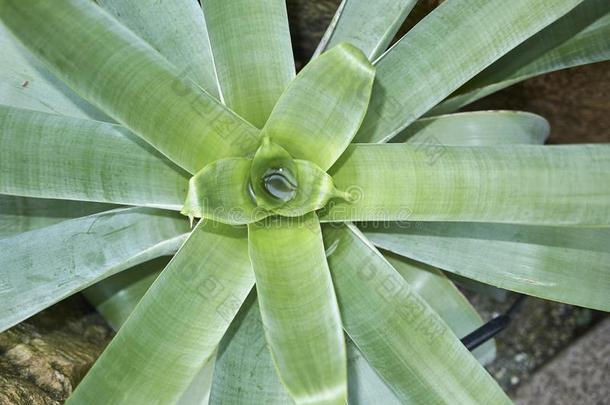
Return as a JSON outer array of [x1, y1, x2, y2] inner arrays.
[[0, 0, 259, 174], [83, 256, 168, 330], [346, 343, 402, 405], [83, 257, 217, 405], [0, 194, 114, 238], [382, 253, 496, 364], [97, 0, 220, 96], [262, 43, 375, 171], [0, 105, 188, 209], [0, 207, 188, 332], [0, 23, 109, 120], [355, 0, 582, 143], [69, 221, 254, 404], [315, 0, 417, 60], [182, 155, 345, 225], [432, 0, 610, 115], [202, 0, 294, 127], [364, 222, 610, 311], [393, 110, 549, 145], [210, 292, 402, 405], [248, 214, 347, 404], [324, 224, 510, 404], [210, 292, 293, 405], [321, 144, 610, 226]]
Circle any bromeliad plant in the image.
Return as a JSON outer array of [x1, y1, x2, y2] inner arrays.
[[0, 0, 609, 403]]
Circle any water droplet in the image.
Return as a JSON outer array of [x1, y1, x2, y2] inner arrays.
[[262, 168, 297, 202]]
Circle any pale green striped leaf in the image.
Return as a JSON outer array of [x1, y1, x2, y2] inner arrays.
[[202, 0, 294, 127], [97, 0, 219, 96], [383, 253, 495, 364], [262, 43, 375, 171], [69, 221, 254, 404], [83, 257, 217, 405], [315, 0, 417, 60], [0, 207, 189, 332], [0, 105, 188, 209], [0, 0, 259, 174], [393, 110, 549, 145], [364, 222, 610, 311], [324, 224, 510, 404], [0, 23, 108, 120], [248, 214, 347, 404], [432, 0, 610, 115], [322, 144, 610, 226], [355, 0, 582, 143], [210, 292, 403, 405], [0, 194, 114, 238], [83, 257, 168, 330], [210, 292, 293, 404]]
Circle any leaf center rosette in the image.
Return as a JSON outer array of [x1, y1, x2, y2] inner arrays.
[[181, 137, 351, 225]]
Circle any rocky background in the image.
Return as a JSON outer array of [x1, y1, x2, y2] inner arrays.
[[1, 0, 608, 403]]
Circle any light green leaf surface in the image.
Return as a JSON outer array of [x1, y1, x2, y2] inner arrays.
[[383, 253, 496, 364], [393, 110, 549, 145], [364, 222, 610, 311], [83, 257, 167, 330], [324, 224, 510, 404], [0, 194, 114, 238], [202, 0, 294, 127], [262, 43, 375, 171], [69, 221, 254, 404], [0, 0, 259, 174], [432, 0, 610, 115], [183, 156, 344, 225], [0, 105, 188, 209], [0, 207, 188, 332], [210, 292, 402, 405], [0, 23, 109, 120], [315, 0, 417, 61], [355, 0, 582, 143], [248, 214, 347, 405], [83, 257, 216, 405], [321, 144, 610, 226], [210, 292, 293, 404], [97, 0, 219, 96]]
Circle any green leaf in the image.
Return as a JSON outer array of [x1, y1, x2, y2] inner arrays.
[[364, 222, 610, 311], [0, 194, 114, 239], [210, 292, 402, 405], [182, 154, 345, 225], [0, 23, 108, 120], [262, 43, 375, 171], [432, 0, 610, 115], [202, 0, 295, 127], [321, 144, 610, 226], [0, 207, 189, 332], [83, 257, 217, 405], [82, 256, 167, 330], [69, 221, 254, 404], [382, 253, 496, 364], [315, 0, 417, 60], [323, 224, 510, 403], [0, 0, 259, 174], [97, 0, 220, 96], [393, 110, 549, 145], [210, 292, 293, 404], [248, 214, 347, 404], [0, 105, 189, 209], [355, 0, 582, 143], [346, 343, 402, 405]]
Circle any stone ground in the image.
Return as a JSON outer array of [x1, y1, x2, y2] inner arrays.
[[1, 0, 609, 403]]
